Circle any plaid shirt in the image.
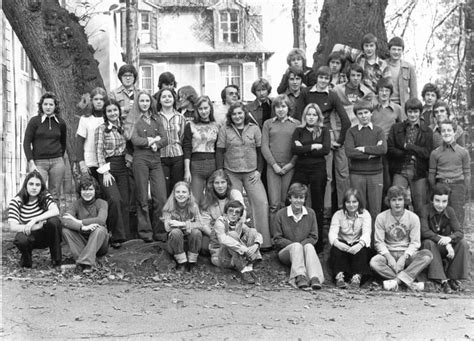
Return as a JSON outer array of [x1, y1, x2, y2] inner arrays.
[[95, 122, 127, 167], [158, 110, 186, 158]]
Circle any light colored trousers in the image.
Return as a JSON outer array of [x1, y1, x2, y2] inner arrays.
[[278, 242, 324, 283], [62, 226, 109, 267]]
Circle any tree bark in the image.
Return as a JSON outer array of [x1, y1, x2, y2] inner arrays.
[[292, 0, 306, 49], [312, 0, 388, 70], [3, 0, 104, 165]]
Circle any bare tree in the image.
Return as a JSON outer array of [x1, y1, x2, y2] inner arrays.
[[312, 0, 388, 69], [292, 0, 306, 49], [125, 0, 139, 70]]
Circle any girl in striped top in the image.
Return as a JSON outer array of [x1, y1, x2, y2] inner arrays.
[[8, 171, 62, 268]]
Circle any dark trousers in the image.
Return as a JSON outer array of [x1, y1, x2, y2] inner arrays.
[[100, 156, 129, 242], [291, 164, 327, 252], [133, 153, 167, 240], [422, 239, 470, 280], [329, 245, 371, 277], [14, 217, 62, 263], [162, 155, 184, 197]]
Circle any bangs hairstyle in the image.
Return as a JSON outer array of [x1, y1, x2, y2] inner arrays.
[[287, 182, 309, 200], [439, 119, 455, 129], [404, 97, 423, 113], [346, 63, 365, 79], [327, 51, 347, 70], [388, 36, 404, 50], [134, 90, 158, 116], [272, 94, 292, 117], [431, 183, 451, 200], [316, 66, 331, 79], [353, 99, 374, 114], [251, 78, 272, 96], [17, 170, 49, 211], [224, 200, 245, 217], [200, 169, 233, 211], [38, 92, 60, 116], [421, 83, 440, 99], [361, 33, 378, 50], [287, 66, 305, 79], [226, 102, 251, 127], [384, 185, 410, 207], [88, 87, 108, 116], [76, 176, 101, 198], [286, 48, 307, 67], [158, 71, 177, 89], [342, 188, 365, 215], [103, 98, 124, 124], [177, 86, 198, 105], [433, 101, 451, 117], [300, 103, 324, 128], [117, 64, 138, 83], [162, 181, 199, 218], [194, 95, 215, 123], [155, 88, 177, 112], [376, 77, 394, 95]]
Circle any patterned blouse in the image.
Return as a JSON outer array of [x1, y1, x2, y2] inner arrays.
[[95, 122, 127, 167]]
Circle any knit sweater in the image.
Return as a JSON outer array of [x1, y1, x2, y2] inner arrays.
[[273, 206, 319, 251], [61, 198, 108, 231], [23, 115, 67, 161], [291, 126, 330, 168], [261, 117, 300, 166], [345, 124, 387, 174]]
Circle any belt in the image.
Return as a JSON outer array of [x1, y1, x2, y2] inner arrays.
[[436, 178, 464, 184]]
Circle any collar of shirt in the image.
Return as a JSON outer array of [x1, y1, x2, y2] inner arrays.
[[406, 121, 420, 129], [106, 121, 121, 130], [376, 101, 394, 111], [357, 122, 373, 130], [41, 114, 59, 124], [272, 116, 292, 123], [344, 211, 359, 219], [309, 84, 329, 94], [442, 141, 457, 150], [428, 204, 450, 219], [287, 205, 308, 219], [285, 88, 300, 97], [116, 85, 136, 96]]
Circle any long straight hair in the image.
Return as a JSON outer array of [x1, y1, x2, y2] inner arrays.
[[200, 169, 233, 211], [16, 171, 50, 211], [163, 181, 199, 218]]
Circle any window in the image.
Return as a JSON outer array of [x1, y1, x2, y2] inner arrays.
[[219, 10, 239, 43], [139, 12, 150, 44], [20, 48, 31, 74], [220, 64, 242, 89], [140, 66, 153, 93]]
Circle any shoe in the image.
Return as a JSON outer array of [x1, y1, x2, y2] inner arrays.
[[441, 281, 453, 294], [449, 279, 462, 292], [350, 274, 361, 289], [52, 260, 62, 269], [310, 277, 322, 290], [20, 251, 33, 268], [424, 281, 437, 293], [335, 272, 346, 289], [186, 262, 196, 272], [111, 241, 123, 248], [383, 279, 399, 291], [175, 263, 187, 273], [241, 271, 256, 284], [295, 275, 309, 289], [81, 264, 93, 274], [408, 282, 425, 291]]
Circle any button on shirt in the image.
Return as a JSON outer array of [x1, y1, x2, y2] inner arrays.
[[158, 110, 186, 158], [95, 122, 127, 167]]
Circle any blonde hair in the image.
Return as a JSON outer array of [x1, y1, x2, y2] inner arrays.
[[163, 181, 199, 218]]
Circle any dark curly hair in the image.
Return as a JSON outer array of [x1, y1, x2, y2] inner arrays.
[[16, 171, 50, 211], [226, 102, 251, 127], [38, 92, 60, 117]]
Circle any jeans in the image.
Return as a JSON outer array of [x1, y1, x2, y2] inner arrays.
[[215, 229, 262, 271], [329, 245, 371, 277], [14, 217, 62, 264], [266, 166, 294, 231], [133, 153, 167, 240], [421, 239, 470, 280], [162, 156, 184, 197], [190, 157, 216, 204], [370, 250, 433, 285], [168, 228, 203, 264], [392, 165, 427, 215], [35, 157, 65, 203], [62, 226, 109, 266], [226, 170, 271, 248], [291, 164, 326, 252], [278, 242, 324, 283], [324, 147, 350, 210], [350, 173, 383, 222], [100, 156, 129, 242], [442, 183, 466, 225]]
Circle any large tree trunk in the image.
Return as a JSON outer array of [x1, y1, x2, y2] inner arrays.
[[125, 0, 139, 70], [312, 0, 388, 70], [465, 0, 474, 200], [3, 0, 105, 165], [292, 0, 306, 49]]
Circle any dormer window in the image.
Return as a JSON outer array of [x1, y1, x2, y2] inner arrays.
[[139, 12, 151, 44], [219, 10, 239, 43]]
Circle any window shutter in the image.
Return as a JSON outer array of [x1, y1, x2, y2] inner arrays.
[[242, 62, 257, 102], [204, 62, 220, 102], [152, 63, 167, 94], [151, 12, 158, 49]]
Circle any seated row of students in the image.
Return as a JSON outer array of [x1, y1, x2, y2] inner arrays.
[[8, 168, 469, 294]]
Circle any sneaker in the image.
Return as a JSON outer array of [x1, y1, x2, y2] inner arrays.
[[310, 277, 322, 290], [20, 251, 33, 268], [449, 279, 462, 292], [383, 279, 399, 291], [295, 275, 309, 289], [408, 282, 425, 291], [81, 265, 93, 274], [335, 272, 346, 289], [241, 271, 256, 284], [350, 274, 361, 289], [441, 281, 453, 294]]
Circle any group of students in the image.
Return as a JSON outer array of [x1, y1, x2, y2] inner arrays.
[[8, 33, 470, 292]]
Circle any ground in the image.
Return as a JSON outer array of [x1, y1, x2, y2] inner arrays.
[[2, 205, 474, 340]]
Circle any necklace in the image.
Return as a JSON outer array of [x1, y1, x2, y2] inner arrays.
[[390, 210, 405, 225], [433, 214, 443, 232]]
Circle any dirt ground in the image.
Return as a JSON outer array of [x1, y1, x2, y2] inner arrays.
[[2, 205, 474, 340]]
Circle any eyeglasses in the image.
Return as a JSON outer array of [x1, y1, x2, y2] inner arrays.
[[227, 208, 242, 215], [122, 73, 134, 78]]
